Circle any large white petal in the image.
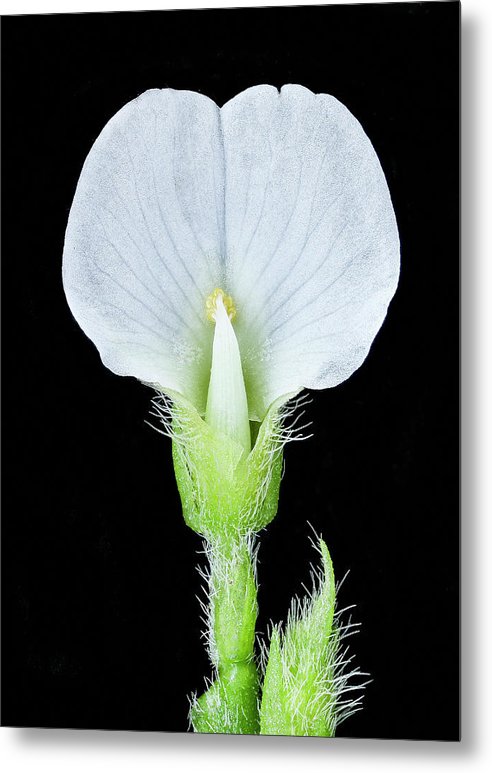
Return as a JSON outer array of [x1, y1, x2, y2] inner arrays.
[[221, 85, 400, 419], [63, 88, 225, 413]]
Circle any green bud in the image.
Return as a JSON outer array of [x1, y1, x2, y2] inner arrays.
[[260, 539, 340, 737]]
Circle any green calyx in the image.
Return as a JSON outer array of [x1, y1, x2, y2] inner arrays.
[[170, 392, 291, 540]]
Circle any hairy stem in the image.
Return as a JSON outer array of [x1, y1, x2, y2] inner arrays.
[[191, 534, 260, 734]]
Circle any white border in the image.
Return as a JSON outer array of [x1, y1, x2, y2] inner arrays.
[[0, 0, 467, 16], [2, 0, 492, 771], [5, 0, 356, 11]]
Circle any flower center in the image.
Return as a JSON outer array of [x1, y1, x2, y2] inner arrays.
[[206, 288, 237, 323], [205, 288, 251, 453]]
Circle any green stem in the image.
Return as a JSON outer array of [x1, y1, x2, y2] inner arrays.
[[191, 535, 260, 734]]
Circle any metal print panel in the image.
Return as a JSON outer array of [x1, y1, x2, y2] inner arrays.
[[1, 2, 459, 740]]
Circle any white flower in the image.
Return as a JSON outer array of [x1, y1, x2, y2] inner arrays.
[[63, 84, 399, 448]]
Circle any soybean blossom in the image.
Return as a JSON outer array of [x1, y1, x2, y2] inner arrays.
[[63, 85, 399, 735]]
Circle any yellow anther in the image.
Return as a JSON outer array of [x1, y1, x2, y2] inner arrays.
[[205, 288, 237, 322]]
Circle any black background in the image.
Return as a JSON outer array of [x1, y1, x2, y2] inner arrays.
[[1, 2, 459, 740]]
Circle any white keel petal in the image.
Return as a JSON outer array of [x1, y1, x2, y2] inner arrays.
[[205, 292, 251, 453]]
